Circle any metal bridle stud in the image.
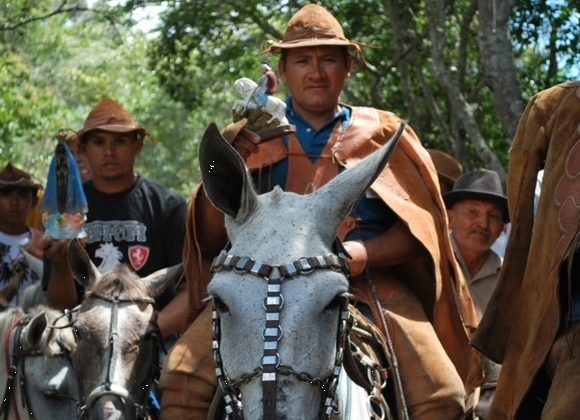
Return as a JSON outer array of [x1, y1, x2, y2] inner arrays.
[[210, 250, 351, 419]]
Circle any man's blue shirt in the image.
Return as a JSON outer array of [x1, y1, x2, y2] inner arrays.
[[252, 98, 396, 240]]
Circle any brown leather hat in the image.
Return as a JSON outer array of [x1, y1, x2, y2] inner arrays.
[[443, 169, 509, 222], [77, 98, 146, 142], [428, 149, 463, 186], [265, 4, 362, 56], [0, 163, 41, 191]]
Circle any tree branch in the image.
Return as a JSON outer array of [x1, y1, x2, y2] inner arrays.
[[0, 3, 90, 31], [457, 0, 477, 90]]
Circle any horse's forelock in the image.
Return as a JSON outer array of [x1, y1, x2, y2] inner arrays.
[[90, 264, 149, 299]]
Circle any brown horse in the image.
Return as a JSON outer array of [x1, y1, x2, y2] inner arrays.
[[67, 239, 182, 420]]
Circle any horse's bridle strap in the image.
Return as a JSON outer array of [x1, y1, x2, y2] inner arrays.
[[211, 250, 351, 420], [1, 316, 26, 420], [211, 251, 350, 278], [84, 384, 134, 411], [77, 293, 158, 420]]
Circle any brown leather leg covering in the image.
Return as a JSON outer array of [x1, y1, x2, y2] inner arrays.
[[159, 305, 216, 420], [378, 279, 466, 420], [542, 322, 580, 419]]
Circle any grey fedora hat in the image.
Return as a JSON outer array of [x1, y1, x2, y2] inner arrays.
[[443, 169, 509, 222]]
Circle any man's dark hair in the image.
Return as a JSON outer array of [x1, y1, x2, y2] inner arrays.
[[279, 46, 352, 67], [82, 129, 142, 144], [0, 187, 38, 206]]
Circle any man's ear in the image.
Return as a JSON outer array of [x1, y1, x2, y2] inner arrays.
[[278, 59, 286, 83], [30, 191, 38, 209], [345, 56, 354, 80], [135, 137, 144, 154], [446, 207, 454, 227]]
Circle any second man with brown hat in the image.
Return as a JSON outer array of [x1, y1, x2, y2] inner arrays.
[[42, 98, 188, 344]]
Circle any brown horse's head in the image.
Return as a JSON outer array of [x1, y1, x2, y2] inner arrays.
[[68, 239, 182, 420]]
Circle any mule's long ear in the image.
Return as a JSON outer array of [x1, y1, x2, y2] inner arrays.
[[312, 122, 405, 235], [68, 238, 100, 289], [199, 122, 258, 222], [143, 263, 184, 298]]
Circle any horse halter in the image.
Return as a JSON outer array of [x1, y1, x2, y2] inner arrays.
[[211, 248, 352, 420], [76, 293, 160, 420]]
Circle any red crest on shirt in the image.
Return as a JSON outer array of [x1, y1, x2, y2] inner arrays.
[[128, 246, 150, 271]]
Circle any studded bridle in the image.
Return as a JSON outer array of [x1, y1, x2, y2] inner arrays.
[[210, 248, 352, 419], [76, 292, 161, 420]]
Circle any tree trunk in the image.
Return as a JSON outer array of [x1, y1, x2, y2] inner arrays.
[[382, 0, 422, 127], [425, 0, 506, 176], [477, 0, 524, 141]]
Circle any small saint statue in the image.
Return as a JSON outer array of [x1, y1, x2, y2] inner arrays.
[[232, 63, 295, 142], [254, 63, 278, 107]]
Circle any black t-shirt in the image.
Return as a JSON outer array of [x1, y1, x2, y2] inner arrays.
[[82, 177, 187, 308]]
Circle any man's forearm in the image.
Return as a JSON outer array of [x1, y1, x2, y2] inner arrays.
[[365, 221, 422, 267], [46, 262, 79, 310], [343, 220, 422, 277], [157, 288, 189, 339]]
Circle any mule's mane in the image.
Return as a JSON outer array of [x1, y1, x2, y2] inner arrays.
[[89, 264, 149, 300], [0, 307, 25, 399], [0, 306, 24, 342]]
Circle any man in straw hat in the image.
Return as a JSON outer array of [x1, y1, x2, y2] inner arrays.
[[472, 81, 580, 418], [160, 4, 481, 418], [0, 163, 43, 306], [41, 97, 188, 341]]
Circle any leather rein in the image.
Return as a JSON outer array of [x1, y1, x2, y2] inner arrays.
[[76, 293, 161, 420], [210, 247, 352, 420]]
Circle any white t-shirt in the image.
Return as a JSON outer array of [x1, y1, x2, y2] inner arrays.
[[0, 230, 39, 306]]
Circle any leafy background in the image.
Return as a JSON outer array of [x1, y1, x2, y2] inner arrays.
[[1, 0, 579, 198]]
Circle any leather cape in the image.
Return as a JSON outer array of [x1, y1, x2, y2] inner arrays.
[[184, 106, 482, 389], [471, 81, 580, 418]]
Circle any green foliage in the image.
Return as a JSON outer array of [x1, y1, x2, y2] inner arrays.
[[512, 0, 580, 91], [1, 0, 579, 187], [149, 0, 514, 170], [0, 0, 203, 197], [0, 49, 73, 175]]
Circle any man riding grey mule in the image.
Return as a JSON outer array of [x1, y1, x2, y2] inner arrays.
[[160, 4, 482, 419]]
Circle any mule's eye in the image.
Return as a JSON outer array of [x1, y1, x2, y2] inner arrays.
[[74, 327, 83, 339], [43, 388, 57, 397], [212, 297, 230, 314], [323, 294, 346, 312]]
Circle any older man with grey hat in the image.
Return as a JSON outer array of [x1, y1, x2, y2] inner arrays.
[[444, 169, 508, 315], [444, 169, 508, 419]]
